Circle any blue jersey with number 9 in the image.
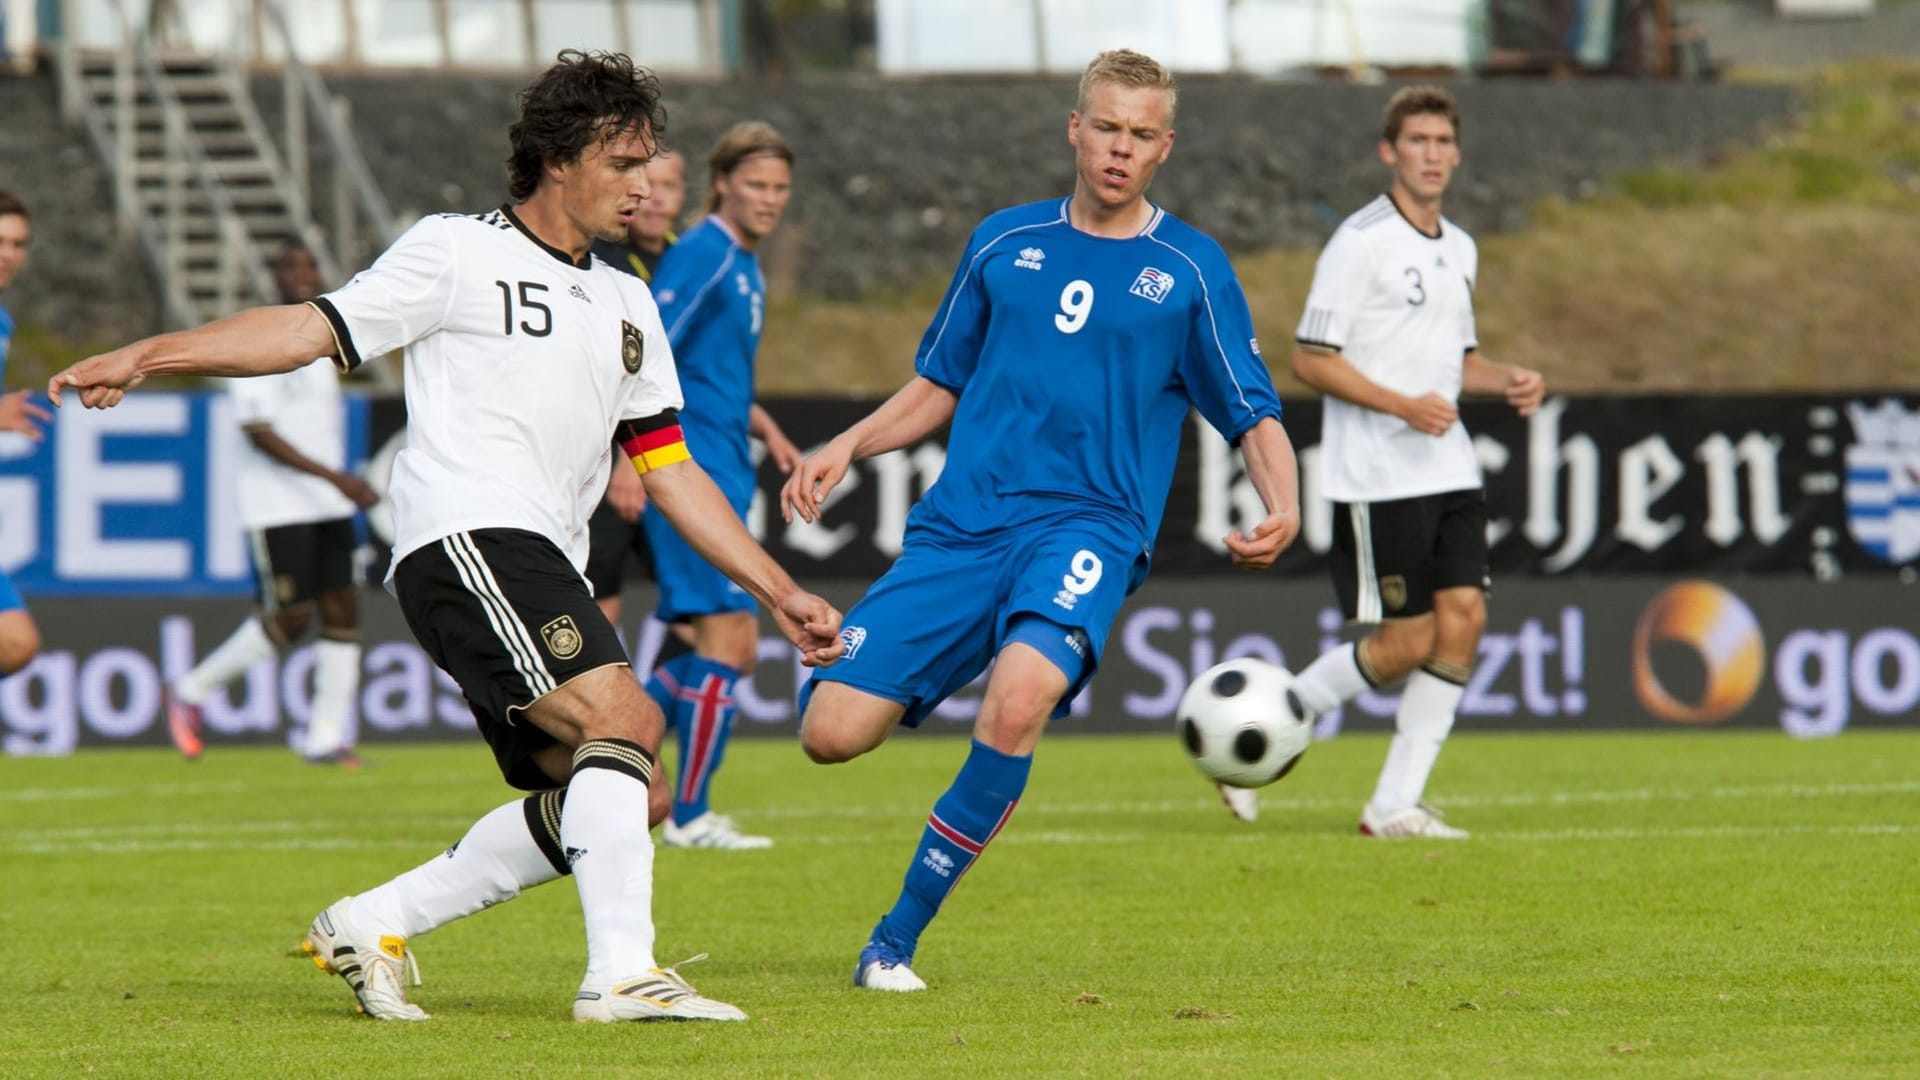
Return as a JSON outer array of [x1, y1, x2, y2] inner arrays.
[[911, 198, 1281, 563]]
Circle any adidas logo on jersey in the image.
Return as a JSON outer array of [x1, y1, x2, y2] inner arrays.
[[570, 284, 589, 301], [1014, 247, 1045, 271], [1129, 266, 1175, 304]]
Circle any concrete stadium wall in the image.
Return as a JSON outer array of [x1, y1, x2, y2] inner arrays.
[[1, 70, 1796, 352], [311, 74, 1797, 299], [0, 72, 164, 352]]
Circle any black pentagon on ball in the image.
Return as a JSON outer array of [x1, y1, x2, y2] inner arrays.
[[1232, 726, 1267, 764], [1180, 717, 1203, 757], [1285, 689, 1308, 723], [1270, 749, 1307, 783], [1211, 669, 1248, 698]]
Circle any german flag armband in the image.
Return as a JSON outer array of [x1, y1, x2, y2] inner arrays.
[[619, 410, 691, 475]]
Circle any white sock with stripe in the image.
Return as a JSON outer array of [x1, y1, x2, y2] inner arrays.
[[174, 617, 276, 705], [348, 793, 567, 939], [565, 739, 658, 982]]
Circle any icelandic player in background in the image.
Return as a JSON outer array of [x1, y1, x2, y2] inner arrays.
[[641, 122, 804, 850], [1248, 87, 1544, 838], [781, 49, 1301, 991], [47, 50, 843, 1024], [0, 190, 50, 676], [164, 241, 378, 767]]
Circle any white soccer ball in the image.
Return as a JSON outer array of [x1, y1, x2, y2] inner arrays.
[[1176, 658, 1312, 789]]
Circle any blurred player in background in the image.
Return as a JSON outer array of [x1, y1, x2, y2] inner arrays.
[[0, 190, 50, 675], [1248, 86, 1544, 838], [163, 241, 377, 766], [782, 49, 1300, 991], [49, 50, 842, 1024], [640, 121, 803, 850], [584, 149, 696, 684]]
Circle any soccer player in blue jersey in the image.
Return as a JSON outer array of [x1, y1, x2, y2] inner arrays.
[[642, 122, 804, 850], [0, 191, 49, 676], [781, 49, 1303, 991]]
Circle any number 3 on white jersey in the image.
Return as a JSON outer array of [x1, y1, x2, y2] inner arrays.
[[1055, 280, 1094, 334]]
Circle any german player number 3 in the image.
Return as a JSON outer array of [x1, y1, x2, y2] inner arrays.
[[1054, 279, 1094, 334], [1061, 549, 1103, 595]]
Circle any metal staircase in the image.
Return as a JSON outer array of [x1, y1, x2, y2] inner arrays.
[[55, 0, 398, 352]]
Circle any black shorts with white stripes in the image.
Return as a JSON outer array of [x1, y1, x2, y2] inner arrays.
[[1329, 489, 1490, 624], [394, 528, 630, 790]]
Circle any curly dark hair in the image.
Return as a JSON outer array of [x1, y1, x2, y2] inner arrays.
[[506, 50, 669, 202]]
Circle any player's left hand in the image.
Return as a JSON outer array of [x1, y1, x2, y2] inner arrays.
[[0, 389, 53, 440], [771, 589, 846, 667], [1224, 509, 1300, 570], [48, 345, 147, 409], [763, 429, 804, 475], [1506, 367, 1545, 417]]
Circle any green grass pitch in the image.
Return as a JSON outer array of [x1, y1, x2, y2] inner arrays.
[[1, 730, 1914, 1078]]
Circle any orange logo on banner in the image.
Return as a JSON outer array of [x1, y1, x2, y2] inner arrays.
[[1631, 581, 1766, 724]]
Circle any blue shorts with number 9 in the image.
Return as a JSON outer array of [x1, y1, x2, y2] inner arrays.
[[801, 521, 1143, 729]]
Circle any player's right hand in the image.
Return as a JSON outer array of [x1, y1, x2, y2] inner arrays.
[[48, 345, 147, 410], [334, 473, 381, 509], [780, 439, 854, 525], [771, 589, 846, 667], [0, 389, 53, 440], [1400, 392, 1458, 436]]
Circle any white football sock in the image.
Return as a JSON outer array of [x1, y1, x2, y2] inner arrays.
[[1368, 666, 1466, 815], [348, 795, 566, 939], [564, 740, 657, 982], [174, 617, 276, 705], [1289, 641, 1378, 716], [305, 638, 362, 756]]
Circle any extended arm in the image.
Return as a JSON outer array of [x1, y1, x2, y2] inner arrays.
[[49, 305, 336, 409], [640, 458, 842, 665], [1461, 348, 1545, 417], [1221, 417, 1302, 570], [780, 375, 959, 524]]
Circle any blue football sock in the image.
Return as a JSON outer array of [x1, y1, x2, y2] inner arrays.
[[643, 652, 695, 719], [874, 739, 1032, 959], [670, 656, 742, 826]]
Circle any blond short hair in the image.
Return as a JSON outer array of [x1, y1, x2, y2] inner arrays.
[[1382, 86, 1460, 144], [1077, 48, 1177, 120], [705, 120, 794, 213]]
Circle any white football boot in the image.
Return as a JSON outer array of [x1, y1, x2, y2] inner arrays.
[[574, 954, 747, 1022], [1359, 802, 1470, 840], [303, 898, 428, 1020], [854, 941, 927, 992], [661, 812, 773, 850], [1215, 782, 1259, 823]]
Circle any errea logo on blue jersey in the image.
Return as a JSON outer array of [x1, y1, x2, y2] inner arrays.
[[1014, 247, 1046, 270], [1129, 267, 1175, 304]]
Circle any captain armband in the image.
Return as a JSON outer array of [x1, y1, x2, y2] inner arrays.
[[618, 409, 692, 474]]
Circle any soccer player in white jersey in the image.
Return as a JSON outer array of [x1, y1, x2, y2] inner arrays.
[[48, 50, 843, 1023], [1222, 87, 1544, 836], [164, 242, 378, 767]]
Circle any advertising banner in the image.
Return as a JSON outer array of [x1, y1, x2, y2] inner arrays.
[[5, 392, 1912, 597], [5, 577, 1913, 754], [0, 392, 371, 596]]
